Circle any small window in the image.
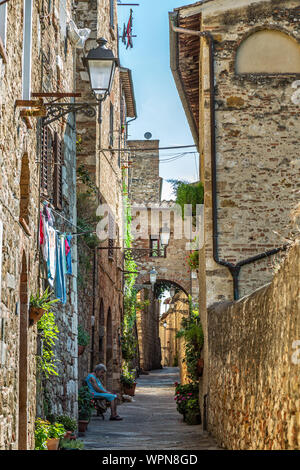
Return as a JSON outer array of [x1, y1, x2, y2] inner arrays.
[[150, 238, 166, 258], [236, 30, 300, 74]]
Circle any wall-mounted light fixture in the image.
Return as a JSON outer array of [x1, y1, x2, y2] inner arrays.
[[29, 37, 119, 126], [149, 267, 158, 291]]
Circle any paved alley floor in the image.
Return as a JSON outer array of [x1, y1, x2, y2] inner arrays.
[[82, 367, 220, 450]]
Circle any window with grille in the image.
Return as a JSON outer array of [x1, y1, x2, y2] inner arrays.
[[150, 237, 166, 258]]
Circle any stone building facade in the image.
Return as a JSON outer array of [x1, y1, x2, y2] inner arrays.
[[75, 0, 137, 392], [0, 0, 78, 450], [170, 0, 300, 448], [128, 140, 197, 370]]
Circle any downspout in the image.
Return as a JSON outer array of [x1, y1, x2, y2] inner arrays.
[[170, 19, 287, 301]]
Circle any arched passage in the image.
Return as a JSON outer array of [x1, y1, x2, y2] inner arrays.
[[18, 251, 28, 450], [135, 279, 188, 373]]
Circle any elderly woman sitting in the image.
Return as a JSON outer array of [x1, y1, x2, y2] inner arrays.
[[86, 364, 123, 421]]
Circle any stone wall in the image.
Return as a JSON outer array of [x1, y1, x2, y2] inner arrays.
[[0, 0, 79, 449], [207, 240, 300, 450]]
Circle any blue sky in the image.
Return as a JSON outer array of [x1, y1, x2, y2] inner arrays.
[[117, 0, 199, 199]]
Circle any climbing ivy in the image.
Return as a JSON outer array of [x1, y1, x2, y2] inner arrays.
[[176, 300, 203, 382], [121, 171, 139, 366], [37, 310, 60, 378]]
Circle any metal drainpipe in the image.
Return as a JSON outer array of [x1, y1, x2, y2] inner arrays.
[[171, 21, 287, 300]]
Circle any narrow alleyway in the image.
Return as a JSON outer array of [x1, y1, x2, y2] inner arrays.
[[82, 368, 219, 450]]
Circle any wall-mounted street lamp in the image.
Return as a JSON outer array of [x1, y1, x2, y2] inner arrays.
[[163, 321, 167, 328], [35, 38, 118, 126], [149, 267, 158, 291], [83, 38, 118, 123]]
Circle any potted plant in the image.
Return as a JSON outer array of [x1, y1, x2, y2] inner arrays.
[[35, 418, 50, 450], [34, 418, 65, 450], [185, 397, 201, 425], [60, 438, 84, 450], [174, 382, 199, 422], [55, 415, 77, 440], [29, 288, 59, 325], [78, 324, 89, 356], [46, 422, 66, 450], [120, 366, 136, 396], [78, 385, 93, 434]]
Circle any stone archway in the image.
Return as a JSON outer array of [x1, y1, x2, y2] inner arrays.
[[18, 251, 28, 450]]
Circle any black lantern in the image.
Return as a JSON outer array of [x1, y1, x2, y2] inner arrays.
[[83, 38, 118, 100]]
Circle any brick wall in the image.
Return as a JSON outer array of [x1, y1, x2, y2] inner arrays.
[[207, 240, 300, 450]]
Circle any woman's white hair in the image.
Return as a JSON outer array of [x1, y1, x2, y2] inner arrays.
[[94, 363, 107, 373]]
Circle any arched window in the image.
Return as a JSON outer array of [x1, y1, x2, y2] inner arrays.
[[236, 30, 300, 74]]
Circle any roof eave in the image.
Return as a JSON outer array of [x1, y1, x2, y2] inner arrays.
[[169, 11, 199, 149]]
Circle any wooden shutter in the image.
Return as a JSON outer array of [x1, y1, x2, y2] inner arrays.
[[40, 125, 53, 195], [108, 212, 114, 259], [53, 132, 63, 210]]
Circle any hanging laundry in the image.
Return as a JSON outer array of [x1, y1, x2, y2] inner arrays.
[[65, 234, 73, 275], [42, 214, 49, 263], [47, 226, 57, 288], [55, 233, 66, 304]]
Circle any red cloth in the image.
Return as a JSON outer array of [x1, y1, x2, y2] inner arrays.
[[39, 211, 44, 245]]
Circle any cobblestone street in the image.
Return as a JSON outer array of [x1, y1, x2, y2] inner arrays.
[[82, 368, 220, 450]]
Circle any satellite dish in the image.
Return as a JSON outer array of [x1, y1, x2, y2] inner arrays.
[[144, 132, 152, 140]]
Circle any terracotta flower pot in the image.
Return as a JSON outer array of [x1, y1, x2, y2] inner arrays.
[[78, 345, 86, 356], [185, 413, 201, 426], [46, 438, 60, 450], [63, 431, 74, 440], [78, 420, 89, 433], [123, 383, 136, 397], [29, 306, 45, 325]]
